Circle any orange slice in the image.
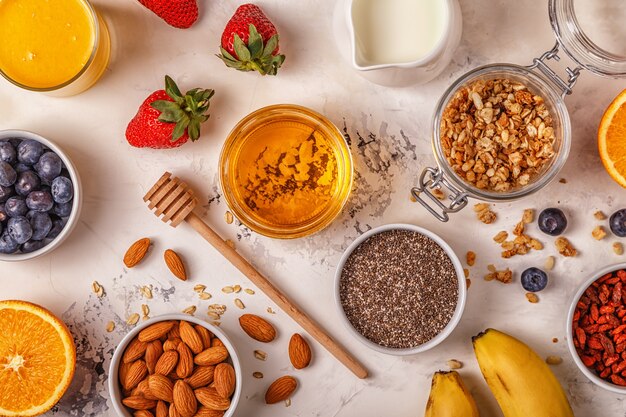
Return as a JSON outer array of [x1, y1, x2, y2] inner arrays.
[[598, 89, 626, 188], [0, 300, 75, 416]]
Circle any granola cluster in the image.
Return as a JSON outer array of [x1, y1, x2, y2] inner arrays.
[[440, 78, 556, 192]]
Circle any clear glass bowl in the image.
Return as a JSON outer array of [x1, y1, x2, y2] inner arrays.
[[219, 104, 353, 239]]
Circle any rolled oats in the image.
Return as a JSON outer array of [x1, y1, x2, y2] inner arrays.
[[441, 79, 556, 192]]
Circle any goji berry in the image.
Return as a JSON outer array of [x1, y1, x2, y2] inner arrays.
[[576, 327, 587, 347], [600, 305, 616, 314], [600, 367, 612, 378], [613, 324, 626, 335], [581, 355, 596, 367], [611, 374, 626, 386]]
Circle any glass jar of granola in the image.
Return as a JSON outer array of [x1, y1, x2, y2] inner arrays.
[[413, 0, 626, 221]]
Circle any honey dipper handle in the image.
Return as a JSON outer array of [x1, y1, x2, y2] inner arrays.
[[185, 212, 369, 379]]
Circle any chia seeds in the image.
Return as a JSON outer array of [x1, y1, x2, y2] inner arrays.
[[339, 229, 459, 349]]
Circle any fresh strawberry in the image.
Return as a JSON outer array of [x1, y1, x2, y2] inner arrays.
[[137, 0, 198, 29], [217, 4, 285, 76], [126, 75, 214, 149]]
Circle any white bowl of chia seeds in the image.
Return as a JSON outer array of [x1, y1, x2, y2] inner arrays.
[[334, 223, 466, 355]]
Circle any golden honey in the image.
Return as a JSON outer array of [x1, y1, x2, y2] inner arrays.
[[220, 105, 353, 239]]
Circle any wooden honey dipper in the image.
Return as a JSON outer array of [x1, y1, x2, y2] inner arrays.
[[144, 172, 368, 379]]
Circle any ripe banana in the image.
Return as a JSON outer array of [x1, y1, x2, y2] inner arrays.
[[424, 371, 480, 417], [473, 328, 574, 417]]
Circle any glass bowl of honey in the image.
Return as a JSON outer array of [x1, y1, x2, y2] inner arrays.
[[219, 104, 353, 239]]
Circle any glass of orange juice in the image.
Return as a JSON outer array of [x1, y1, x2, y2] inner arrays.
[[0, 0, 111, 96]]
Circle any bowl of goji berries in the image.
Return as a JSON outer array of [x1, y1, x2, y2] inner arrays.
[[568, 263, 626, 393]]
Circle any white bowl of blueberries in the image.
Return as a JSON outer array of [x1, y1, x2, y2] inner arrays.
[[0, 130, 81, 261]]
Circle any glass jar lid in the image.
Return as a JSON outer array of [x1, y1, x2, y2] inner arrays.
[[550, 0, 626, 77]]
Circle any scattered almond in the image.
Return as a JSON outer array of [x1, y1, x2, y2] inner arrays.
[[164, 249, 187, 281], [288, 333, 312, 370], [526, 293, 539, 303], [124, 238, 151, 268], [614, 242, 624, 255], [446, 359, 462, 369], [546, 355, 563, 365], [592, 226, 607, 240], [466, 251, 476, 266], [265, 376, 297, 405], [239, 314, 276, 343]]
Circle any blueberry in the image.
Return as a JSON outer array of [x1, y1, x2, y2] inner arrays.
[[34, 152, 62, 182], [0, 141, 16, 164], [53, 201, 72, 217], [0, 185, 14, 203], [521, 267, 548, 292], [17, 139, 43, 165], [610, 209, 626, 237], [8, 138, 22, 148], [14, 163, 31, 173], [7, 216, 32, 244], [0, 231, 18, 254], [14, 170, 40, 196], [5, 196, 27, 217], [26, 190, 54, 212], [27, 211, 52, 241], [0, 161, 16, 187], [47, 216, 65, 239], [21, 240, 46, 253], [538, 208, 567, 236], [51, 176, 73, 204]]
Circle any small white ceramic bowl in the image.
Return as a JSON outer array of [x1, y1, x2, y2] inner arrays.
[[109, 314, 243, 417], [566, 263, 626, 394], [334, 223, 466, 355], [0, 129, 82, 262]]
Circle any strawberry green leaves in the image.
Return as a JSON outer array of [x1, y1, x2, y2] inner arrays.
[[150, 75, 215, 141], [218, 24, 285, 76]]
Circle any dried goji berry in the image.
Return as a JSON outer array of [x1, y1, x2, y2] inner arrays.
[[588, 338, 603, 350], [613, 361, 626, 374], [616, 334, 626, 345], [581, 355, 596, 367], [599, 324, 615, 333], [599, 273, 613, 283], [613, 324, 626, 335], [605, 354, 620, 367], [576, 327, 587, 347], [591, 304, 600, 322], [600, 367, 612, 378], [600, 305, 616, 314], [611, 374, 626, 386]]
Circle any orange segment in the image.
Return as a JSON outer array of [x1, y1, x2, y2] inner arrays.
[[598, 89, 626, 188], [0, 300, 75, 416]]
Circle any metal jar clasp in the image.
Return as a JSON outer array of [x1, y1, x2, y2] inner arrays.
[[411, 167, 468, 222]]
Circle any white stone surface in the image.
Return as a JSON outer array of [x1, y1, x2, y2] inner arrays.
[[1, 0, 626, 415]]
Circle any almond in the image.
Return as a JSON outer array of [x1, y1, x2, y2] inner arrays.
[[125, 360, 148, 391], [173, 380, 198, 417], [139, 321, 176, 342], [169, 403, 182, 417], [133, 410, 155, 417], [193, 407, 225, 417], [124, 238, 151, 268], [194, 347, 229, 366], [213, 363, 235, 398], [124, 337, 148, 363], [169, 322, 181, 339], [164, 338, 182, 351], [148, 374, 175, 402], [288, 333, 312, 369], [119, 360, 132, 386], [176, 341, 194, 378], [210, 338, 224, 348], [146, 340, 164, 374], [238, 314, 276, 343], [180, 321, 204, 354], [132, 378, 159, 400], [194, 325, 213, 350], [155, 350, 179, 375], [265, 375, 297, 404], [194, 387, 230, 411], [156, 401, 169, 417], [164, 249, 187, 281], [184, 365, 215, 389], [122, 396, 157, 410]]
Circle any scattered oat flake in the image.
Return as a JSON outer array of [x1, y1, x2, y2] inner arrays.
[[182, 306, 196, 315], [592, 226, 607, 240], [207, 312, 221, 320], [267, 307, 276, 314], [614, 242, 624, 255], [254, 350, 267, 361], [91, 281, 104, 297], [285, 399, 291, 407], [199, 292, 212, 300], [466, 278, 472, 289], [484, 273, 495, 282], [126, 313, 140, 325], [487, 264, 497, 273], [106, 321, 115, 332], [546, 355, 562, 365], [193, 284, 207, 293], [140, 285, 153, 299], [222, 286, 234, 294], [522, 209, 534, 224], [544, 256, 555, 271], [526, 293, 539, 303], [463, 268, 469, 278], [244, 288, 255, 295], [234, 298, 245, 309], [493, 231, 508, 243], [141, 304, 150, 317], [225, 211, 234, 224], [226, 239, 235, 249], [233, 285, 242, 293], [253, 371, 263, 379], [447, 359, 462, 369], [210, 321, 221, 326], [466, 251, 476, 266], [594, 211, 607, 220]]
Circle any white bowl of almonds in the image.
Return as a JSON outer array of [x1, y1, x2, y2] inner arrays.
[[108, 314, 242, 417]]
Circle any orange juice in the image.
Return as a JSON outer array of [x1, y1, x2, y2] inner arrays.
[[0, 0, 110, 95]]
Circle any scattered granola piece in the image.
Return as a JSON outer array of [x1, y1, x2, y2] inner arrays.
[[526, 293, 539, 303], [267, 307, 276, 314], [487, 264, 497, 273], [285, 398, 291, 407], [522, 209, 534, 224], [496, 268, 513, 283], [513, 221, 525, 236], [106, 321, 115, 332], [466, 251, 476, 266], [546, 355, 563, 365], [555, 237, 577, 257], [207, 312, 221, 320], [409, 193, 417, 203], [478, 209, 497, 224], [493, 231, 509, 243], [141, 304, 150, 319], [544, 256, 555, 271], [484, 273, 496, 282], [447, 359, 463, 369], [592, 226, 607, 240], [501, 241, 515, 250], [529, 238, 543, 250], [432, 189, 445, 200], [594, 211, 607, 220], [614, 242, 624, 255]]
